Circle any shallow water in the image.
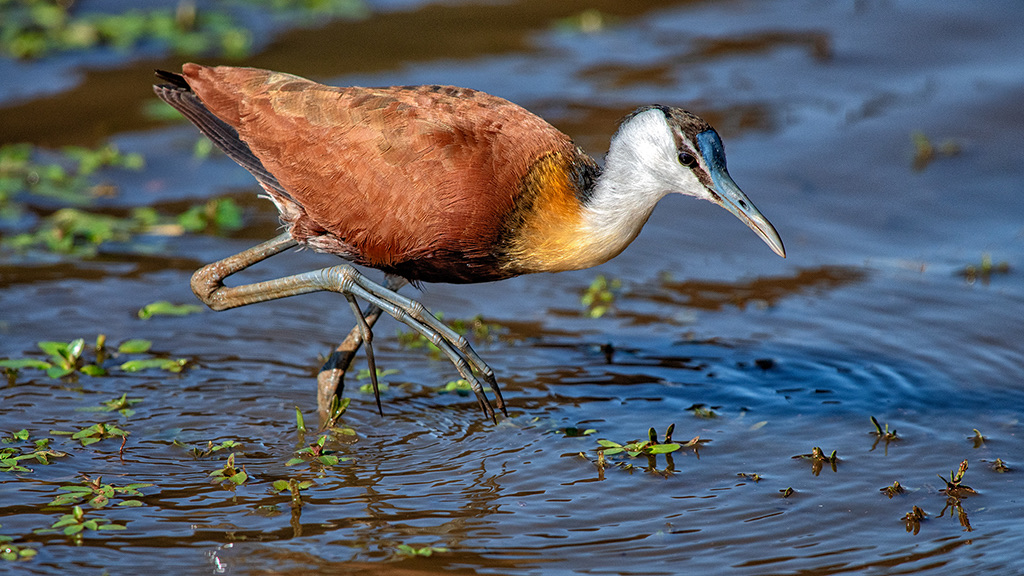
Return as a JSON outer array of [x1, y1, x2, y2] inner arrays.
[[2, 1, 1023, 574]]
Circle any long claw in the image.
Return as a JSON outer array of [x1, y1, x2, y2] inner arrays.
[[344, 276, 501, 420], [346, 295, 382, 416], [484, 373, 507, 416]]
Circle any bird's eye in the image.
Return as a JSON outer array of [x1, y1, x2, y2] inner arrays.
[[677, 152, 696, 167]]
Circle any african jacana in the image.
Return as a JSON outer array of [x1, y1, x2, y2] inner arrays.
[[154, 64, 785, 421]]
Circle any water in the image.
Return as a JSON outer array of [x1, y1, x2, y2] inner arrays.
[[2, 1, 1023, 574]]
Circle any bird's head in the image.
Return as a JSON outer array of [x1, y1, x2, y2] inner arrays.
[[611, 106, 786, 258]]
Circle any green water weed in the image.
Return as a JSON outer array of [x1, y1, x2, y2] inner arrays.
[[323, 396, 353, 432], [0, 1, 252, 59], [175, 439, 241, 459], [880, 480, 906, 498], [903, 505, 926, 534], [51, 422, 129, 447], [137, 301, 203, 319], [209, 453, 248, 487], [939, 459, 977, 498], [0, 537, 37, 561], [0, 432, 66, 473], [75, 393, 142, 418], [34, 505, 125, 545], [961, 253, 1009, 284], [176, 197, 244, 234], [968, 428, 985, 448], [581, 275, 621, 318], [396, 544, 448, 557], [596, 424, 701, 457], [793, 446, 838, 475], [49, 474, 152, 509], [688, 403, 718, 418], [911, 131, 960, 171], [397, 313, 504, 354], [286, 435, 348, 468]]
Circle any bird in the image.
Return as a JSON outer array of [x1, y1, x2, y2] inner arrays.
[[153, 63, 785, 421]]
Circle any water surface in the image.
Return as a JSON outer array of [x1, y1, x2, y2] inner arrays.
[[2, 1, 1023, 574]]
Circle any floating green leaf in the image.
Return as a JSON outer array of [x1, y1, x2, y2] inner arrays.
[[117, 339, 152, 354], [438, 379, 472, 396], [59, 422, 129, 447], [397, 544, 448, 557], [138, 301, 203, 319], [120, 358, 188, 373], [0, 542, 37, 561], [0, 359, 51, 371]]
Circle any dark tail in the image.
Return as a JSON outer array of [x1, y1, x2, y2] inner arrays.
[[155, 69, 190, 89], [153, 70, 290, 199]]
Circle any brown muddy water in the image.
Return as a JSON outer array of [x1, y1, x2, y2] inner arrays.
[[2, 1, 1023, 574]]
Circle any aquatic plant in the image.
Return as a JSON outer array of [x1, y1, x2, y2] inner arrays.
[[49, 474, 152, 509], [688, 403, 718, 418], [581, 274, 621, 318], [137, 301, 204, 319], [322, 396, 353, 431], [286, 435, 350, 471], [209, 453, 248, 487], [1, 432, 68, 473], [175, 197, 244, 234], [0, 0, 251, 59], [34, 505, 126, 545], [879, 480, 905, 498], [0, 532, 37, 561], [396, 544, 448, 557], [961, 253, 1010, 285], [911, 131, 960, 171], [52, 422, 129, 447], [596, 424, 701, 457], [397, 312, 504, 354], [870, 416, 899, 441], [903, 505, 926, 534], [175, 439, 242, 459], [989, 458, 1011, 473], [939, 459, 977, 498], [793, 446, 838, 475], [271, 477, 315, 505], [0, 336, 190, 382], [75, 393, 142, 418], [0, 142, 143, 208]]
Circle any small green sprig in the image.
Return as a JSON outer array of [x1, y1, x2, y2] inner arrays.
[[209, 453, 248, 487]]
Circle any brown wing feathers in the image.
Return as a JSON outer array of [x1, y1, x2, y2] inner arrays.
[[154, 64, 583, 282]]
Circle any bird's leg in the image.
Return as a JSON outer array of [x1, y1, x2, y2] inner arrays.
[[316, 275, 407, 417], [191, 232, 298, 306], [344, 294, 382, 416], [190, 239, 504, 420]]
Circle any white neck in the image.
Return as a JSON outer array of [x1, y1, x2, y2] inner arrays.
[[574, 111, 677, 264]]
